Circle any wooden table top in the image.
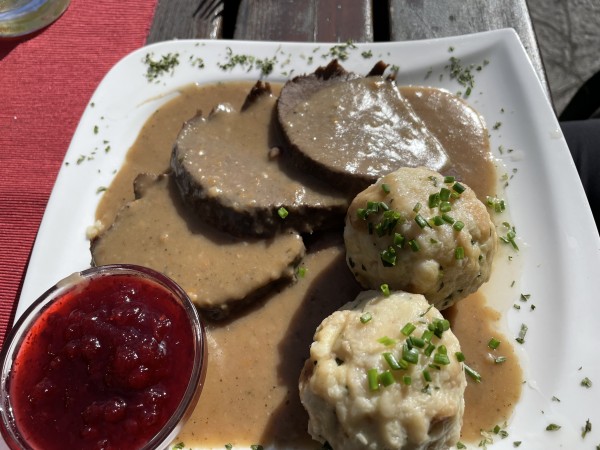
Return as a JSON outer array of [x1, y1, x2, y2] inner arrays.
[[147, 0, 551, 102]]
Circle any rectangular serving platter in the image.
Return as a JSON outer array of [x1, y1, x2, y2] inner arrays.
[[9, 29, 600, 449]]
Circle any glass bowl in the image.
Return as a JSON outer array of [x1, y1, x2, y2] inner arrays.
[[0, 264, 207, 450]]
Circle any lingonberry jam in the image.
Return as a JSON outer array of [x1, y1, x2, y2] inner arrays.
[[2, 266, 204, 450]]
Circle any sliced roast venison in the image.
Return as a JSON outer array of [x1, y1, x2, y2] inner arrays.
[[277, 60, 449, 195], [171, 81, 349, 238], [91, 173, 305, 320]]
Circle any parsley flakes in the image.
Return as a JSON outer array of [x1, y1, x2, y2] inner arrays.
[[445, 55, 489, 98], [218, 47, 276, 76], [322, 40, 357, 61], [143, 52, 180, 82]]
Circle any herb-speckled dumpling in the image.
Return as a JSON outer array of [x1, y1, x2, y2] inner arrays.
[[299, 290, 466, 449], [344, 167, 496, 310]]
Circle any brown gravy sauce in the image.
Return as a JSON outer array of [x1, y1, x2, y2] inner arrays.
[[95, 81, 522, 447]]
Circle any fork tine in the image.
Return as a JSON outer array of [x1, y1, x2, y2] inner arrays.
[[193, 0, 224, 19]]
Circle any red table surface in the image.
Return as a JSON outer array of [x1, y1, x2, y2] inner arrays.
[[0, 0, 158, 348]]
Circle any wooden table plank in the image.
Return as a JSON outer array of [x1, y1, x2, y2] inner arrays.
[[147, 0, 224, 43], [388, 0, 552, 103], [234, 0, 373, 42]]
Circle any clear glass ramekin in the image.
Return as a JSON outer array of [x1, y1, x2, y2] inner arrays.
[[0, 264, 207, 450]]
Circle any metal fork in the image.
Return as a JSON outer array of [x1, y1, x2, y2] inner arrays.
[[193, 0, 224, 21], [193, 0, 224, 38]]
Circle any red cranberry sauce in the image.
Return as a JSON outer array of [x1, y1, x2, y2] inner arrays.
[[10, 274, 195, 450]]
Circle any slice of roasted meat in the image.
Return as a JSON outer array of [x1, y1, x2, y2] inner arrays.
[[90, 173, 305, 320], [171, 81, 349, 238], [277, 60, 449, 195]]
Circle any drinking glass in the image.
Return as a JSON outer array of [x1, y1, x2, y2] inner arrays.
[[0, 0, 70, 38]]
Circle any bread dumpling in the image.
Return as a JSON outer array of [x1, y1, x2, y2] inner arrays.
[[299, 290, 466, 450], [344, 167, 496, 310]]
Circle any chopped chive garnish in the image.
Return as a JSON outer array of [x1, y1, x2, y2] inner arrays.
[[444, 176, 455, 183], [581, 377, 592, 388], [487, 195, 506, 213], [430, 318, 450, 338], [452, 182, 466, 194], [408, 239, 420, 252], [437, 345, 447, 355], [546, 424, 561, 431], [380, 283, 391, 297], [401, 322, 416, 336], [380, 247, 397, 266], [378, 335, 396, 346], [409, 336, 425, 348], [277, 207, 289, 219], [393, 233, 405, 247], [358, 201, 388, 220], [582, 419, 592, 438], [379, 370, 395, 387], [383, 352, 405, 370], [500, 223, 519, 250], [413, 202, 422, 213], [360, 312, 372, 324], [415, 214, 429, 228], [297, 267, 307, 277], [432, 215, 444, 226], [464, 363, 481, 382], [381, 183, 390, 193], [375, 210, 402, 237], [455, 351, 465, 362], [428, 193, 441, 208], [440, 187, 451, 201], [403, 375, 412, 385], [367, 368, 379, 391], [515, 323, 528, 344], [441, 213, 455, 224], [424, 343, 436, 357], [455, 246, 465, 260], [402, 344, 419, 364], [453, 220, 465, 231], [488, 337, 501, 349], [494, 356, 507, 364], [423, 369, 432, 382], [439, 201, 452, 213], [456, 442, 466, 449], [434, 352, 450, 365], [422, 330, 434, 342]]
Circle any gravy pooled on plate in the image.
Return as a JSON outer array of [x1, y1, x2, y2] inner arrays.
[[93, 79, 522, 447]]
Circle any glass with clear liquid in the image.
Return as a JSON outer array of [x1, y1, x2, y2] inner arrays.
[[0, 0, 70, 37]]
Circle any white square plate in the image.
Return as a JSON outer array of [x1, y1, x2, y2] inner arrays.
[[12, 29, 600, 449]]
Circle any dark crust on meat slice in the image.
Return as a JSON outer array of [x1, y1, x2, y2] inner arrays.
[[172, 157, 347, 238], [277, 60, 397, 196], [90, 173, 305, 321], [277, 60, 359, 116], [367, 60, 389, 77], [241, 80, 272, 112], [171, 80, 349, 238]]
